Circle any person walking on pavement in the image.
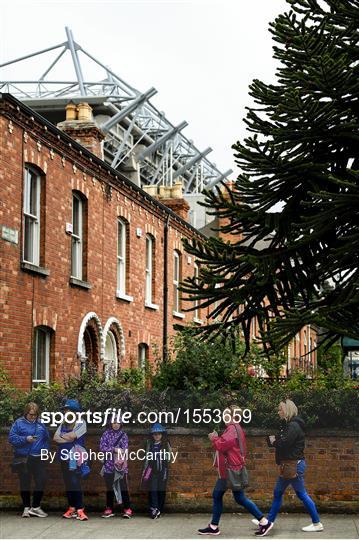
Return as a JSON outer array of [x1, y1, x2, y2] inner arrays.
[[198, 405, 268, 536], [255, 399, 324, 536]]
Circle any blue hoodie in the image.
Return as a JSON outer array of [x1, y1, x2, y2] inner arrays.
[[9, 417, 50, 457]]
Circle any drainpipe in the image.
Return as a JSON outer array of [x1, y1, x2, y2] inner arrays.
[[163, 214, 170, 362], [308, 324, 311, 376]]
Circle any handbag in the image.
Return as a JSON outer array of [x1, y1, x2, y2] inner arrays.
[[279, 460, 298, 479], [226, 424, 249, 490], [227, 466, 249, 490]]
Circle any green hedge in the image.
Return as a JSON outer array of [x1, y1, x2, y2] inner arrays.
[[1, 331, 358, 430], [1, 371, 358, 430]]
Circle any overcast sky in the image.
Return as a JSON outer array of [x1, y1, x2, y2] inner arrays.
[[1, 0, 288, 178]]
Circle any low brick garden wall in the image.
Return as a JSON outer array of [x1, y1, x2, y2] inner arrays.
[[1, 428, 358, 512]]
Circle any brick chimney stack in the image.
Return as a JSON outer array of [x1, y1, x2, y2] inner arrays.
[[57, 102, 105, 160], [218, 180, 243, 242], [143, 180, 190, 221]]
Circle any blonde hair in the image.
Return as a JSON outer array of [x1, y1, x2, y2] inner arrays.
[[279, 399, 298, 421]]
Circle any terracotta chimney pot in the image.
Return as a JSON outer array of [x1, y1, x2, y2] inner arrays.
[[66, 102, 77, 121], [171, 180, 183, 198], [77, 102, 93, 122]]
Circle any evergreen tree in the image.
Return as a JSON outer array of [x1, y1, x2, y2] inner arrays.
[[180, 0, 359, 355]]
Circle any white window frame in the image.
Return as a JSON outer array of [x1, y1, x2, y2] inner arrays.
[[173, 251, 184, 318], [116, 219, 133, 302], [138, 343, 148, 370], [23, 167, 41, 266], [145, 235, 153, 304], [71, 193, 83, 280], [32, 327, 50, 385], [145, 234, 158, 309], [117, 218, 127, 294]]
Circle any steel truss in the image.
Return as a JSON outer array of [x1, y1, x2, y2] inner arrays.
[[0, 28, 232, 195]]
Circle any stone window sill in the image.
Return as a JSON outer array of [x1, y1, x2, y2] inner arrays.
[[69, 277, 92, 290], [173, 310, 185, 320], [145, 301, 159, 311], [116, 291, 134, 302], [21, 261, 49, 277], [193, 317, 203, 325]]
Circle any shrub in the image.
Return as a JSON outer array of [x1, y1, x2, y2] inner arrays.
[[152, 328, 268, 392], [1, 335, 358, 430], [317, 340, 343, 373]]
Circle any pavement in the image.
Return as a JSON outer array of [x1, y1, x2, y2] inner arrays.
[[0, 512, 358, 539]]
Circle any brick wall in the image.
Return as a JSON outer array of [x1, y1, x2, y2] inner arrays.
[[0, 95, 319, 390], [0, 97, 208, 390], [1, 429, 358, 512]]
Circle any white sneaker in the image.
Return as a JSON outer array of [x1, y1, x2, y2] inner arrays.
[[29, 507, 48, 518], [252, 519, 260, 527], [302, 522, 324, 532], [22, 507, 31, 518]]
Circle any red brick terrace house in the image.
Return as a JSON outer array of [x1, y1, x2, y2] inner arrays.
[[0, 94, 208, 390], [0, 94, 317, 390]]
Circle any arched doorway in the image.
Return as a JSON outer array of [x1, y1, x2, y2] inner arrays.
[[77, 312, 103, 372]]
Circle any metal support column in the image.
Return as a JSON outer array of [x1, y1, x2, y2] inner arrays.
[[138, 121, 188, 161], [65, 27, 86, 96], [173, 147, 212, 180], [204, 169, 233, 190], [101, 87, 157, 133]]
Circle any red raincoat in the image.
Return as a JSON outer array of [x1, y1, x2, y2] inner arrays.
[[211, 422, 246, 479]]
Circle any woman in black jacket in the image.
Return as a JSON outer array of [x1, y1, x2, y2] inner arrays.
[[255, 399, 323, 537]]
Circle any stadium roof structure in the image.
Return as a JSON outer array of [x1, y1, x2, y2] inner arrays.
[[0, 27, 232, 195]]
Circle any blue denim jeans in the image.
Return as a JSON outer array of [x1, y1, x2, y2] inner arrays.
[[267, 460, 320, 523], [211, 478, 264, 526]]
